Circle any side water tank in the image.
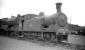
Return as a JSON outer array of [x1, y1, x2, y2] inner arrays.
[[23, 17, 41, 31]]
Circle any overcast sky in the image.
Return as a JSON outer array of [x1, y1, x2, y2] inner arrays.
[[0, 0, 85, 26]]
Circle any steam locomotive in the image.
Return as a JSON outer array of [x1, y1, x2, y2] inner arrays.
[[1, 3, 73, 42]]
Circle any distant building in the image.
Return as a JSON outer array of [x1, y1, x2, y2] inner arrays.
[[7, 16, 16, 21], [2, 18, 8, 21]]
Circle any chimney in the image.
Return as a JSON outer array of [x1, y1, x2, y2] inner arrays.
[[56, 2, 62, 13]]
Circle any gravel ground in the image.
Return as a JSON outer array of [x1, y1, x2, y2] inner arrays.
[[0, 36, 76, 50]]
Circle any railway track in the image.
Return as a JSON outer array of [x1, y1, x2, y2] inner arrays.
[[1, 31, 85, 50], [6, 34, 85, 50]]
